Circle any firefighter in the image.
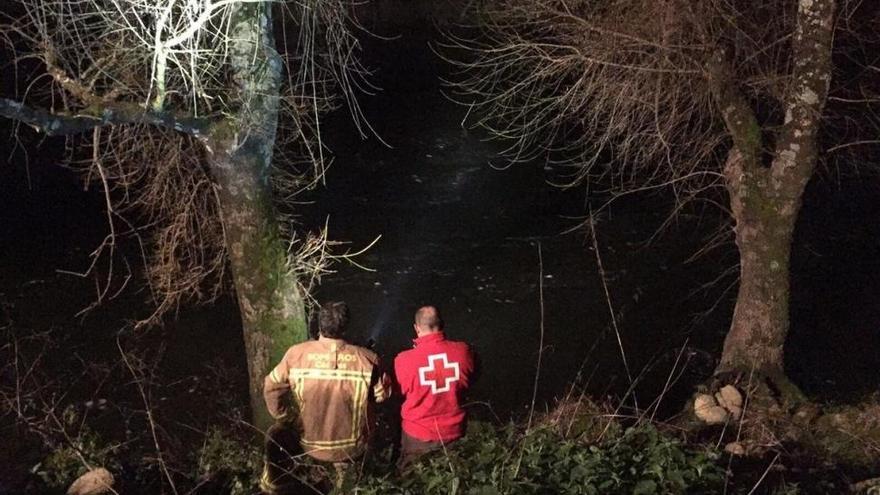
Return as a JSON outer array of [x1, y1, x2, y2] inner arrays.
[[262, 301, 390, 492], [393, 305, 476, 467]]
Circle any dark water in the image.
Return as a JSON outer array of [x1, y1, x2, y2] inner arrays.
[[296, 34, 736, 416]]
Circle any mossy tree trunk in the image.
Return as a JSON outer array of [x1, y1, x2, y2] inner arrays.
[[208, 143, 307, 431], [708, 0, 836, 390], [719, 150, 799, 379], [204, 1, 308, 432]]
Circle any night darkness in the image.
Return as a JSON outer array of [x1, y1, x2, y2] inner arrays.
[[2, 1, 880, 493]]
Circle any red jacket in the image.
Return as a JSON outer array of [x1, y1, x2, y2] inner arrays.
[[394, 332, 475, 442]]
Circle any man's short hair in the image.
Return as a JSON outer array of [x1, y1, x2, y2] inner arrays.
[[415, 306, 443, 331], [319, 301, 349, 338]]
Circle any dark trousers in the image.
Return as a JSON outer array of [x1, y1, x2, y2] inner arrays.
[[398, 431, 455, 469]]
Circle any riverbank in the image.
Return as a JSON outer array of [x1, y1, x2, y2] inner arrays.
[[7, 367, 879, 495], [3, 296, 878, 495]]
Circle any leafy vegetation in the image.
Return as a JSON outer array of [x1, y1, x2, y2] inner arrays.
[[35, 407, 121, 491], [349, 422, 723, 494], [194, 427, 264, 495]]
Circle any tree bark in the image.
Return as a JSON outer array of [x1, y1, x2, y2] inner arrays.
[[206, 1, 308, 432], [208, 140, 307, 432], [718, 150, 797, 378], [714, 0, 836, 391]]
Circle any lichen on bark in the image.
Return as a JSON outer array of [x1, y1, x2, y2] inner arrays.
[[714, 0, 835, 389]]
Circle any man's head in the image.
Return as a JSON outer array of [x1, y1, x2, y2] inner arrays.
[[319, 301, 349, 339], [413, 305, 443, 337]]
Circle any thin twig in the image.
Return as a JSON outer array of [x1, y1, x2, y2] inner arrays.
[[514, 242, 547, 480], [746, 452, 780, 495], [526, 241, 546, 434], [116, 334, 179, 495], [587, 209, 637, 411]]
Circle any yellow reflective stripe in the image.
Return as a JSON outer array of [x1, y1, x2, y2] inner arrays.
[[301, 437, 359, 447], [352, 380, 365, 442], [260, 464, 277, 492], [290, 376, 372, 383], [296, 377, 369, 449], [290, 368, 372, 379], [291, 366, 375, 450], [270, 368, 284, 384]]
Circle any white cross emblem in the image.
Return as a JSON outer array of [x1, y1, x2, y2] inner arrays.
[[418, 353, 460, 394]]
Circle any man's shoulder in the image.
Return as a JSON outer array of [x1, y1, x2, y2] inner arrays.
[[347, 343, 379, 362], [441, 340, 474, 368], [289, 340, 320, 352], [442, 339, 471, 353], [276, 341, 310, 366], [394, 347, 420, 366], [395, 347, 415, 360]]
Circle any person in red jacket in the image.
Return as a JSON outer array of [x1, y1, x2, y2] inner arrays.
[[394, 305, 476, 466]]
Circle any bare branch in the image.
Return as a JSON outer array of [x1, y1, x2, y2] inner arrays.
[[707, 48, 762, 167], [0, 97, 213, 136]]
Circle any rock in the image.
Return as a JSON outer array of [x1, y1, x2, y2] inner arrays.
[[713, 385, 744, 420], [724, 442, 745, 456], [727, 404, 743, 420], [67, 468, 114, 495], [694, 394, 729, 424], [694, 393, 715, 412], [716, 385, 743, 410]]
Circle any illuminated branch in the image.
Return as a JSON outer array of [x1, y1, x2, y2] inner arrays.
[[0, 98, 213, 136], [160, 0, 267, 49]]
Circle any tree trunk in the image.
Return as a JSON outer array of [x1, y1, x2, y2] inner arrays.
[[207, 1, 307, 432], [718, 150, 800, 380], [712, 0, 835, 398], [208, 142, 307, 432]]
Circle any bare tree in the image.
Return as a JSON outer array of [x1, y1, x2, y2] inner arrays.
[[0, 0, 371, 430], [446, 0, 880, 396]]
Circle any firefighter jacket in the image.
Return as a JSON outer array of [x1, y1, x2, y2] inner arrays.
[[263, 336, 390, 462], [394, 332, 475, 442]]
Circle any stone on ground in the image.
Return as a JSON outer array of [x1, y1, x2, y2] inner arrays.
[[67, 468, 114, 495], [694, 394, 729, 424], [716, 385, 743, 410]]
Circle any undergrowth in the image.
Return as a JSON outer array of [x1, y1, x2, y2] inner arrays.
[[3, 311, 876, 494], [349, 421, 724, 495]]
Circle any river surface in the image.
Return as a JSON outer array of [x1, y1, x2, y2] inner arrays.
[[295, 35, 735, 417]]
